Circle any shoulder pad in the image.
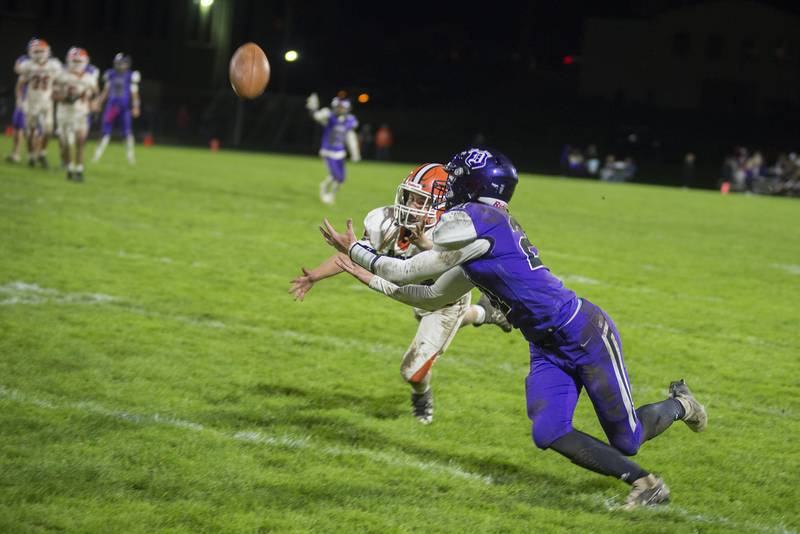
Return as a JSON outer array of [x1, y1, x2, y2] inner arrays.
[[432, 210, 478, 250], [131, 70, 141, 83], [363, 206, 394, 248]]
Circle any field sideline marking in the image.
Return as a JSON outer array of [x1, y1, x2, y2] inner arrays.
[[0, 385, 493, 486]]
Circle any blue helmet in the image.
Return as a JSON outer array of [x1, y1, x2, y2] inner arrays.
[[434, 148, 518, 210]]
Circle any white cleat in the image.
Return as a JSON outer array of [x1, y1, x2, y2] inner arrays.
[[623, 474, 670, 510], [669, 379, 707, 432]]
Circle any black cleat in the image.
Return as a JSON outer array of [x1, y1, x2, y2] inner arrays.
[[38, 155, 49, 169], [66, 171, 73, 181], [5, 154, 20, 164], [475, 294, 513, 332], [72, 172, 84, 183], [28, 157, 35, 168], [669, 379, 707, 432], [411, 389, 434, 425]]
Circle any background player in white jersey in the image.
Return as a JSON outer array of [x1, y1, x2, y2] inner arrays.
[[15, 39, 61, 168], [290, 163, 511, 423], [53, 48, 98, 182]]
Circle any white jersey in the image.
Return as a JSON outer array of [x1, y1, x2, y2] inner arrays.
[[19, 58, 62, 109], [55, 68, 99, 117], [361, 206, 433, 259]]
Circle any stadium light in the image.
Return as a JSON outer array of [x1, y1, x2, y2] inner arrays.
[[357, 93, 369, 104], [284, 50, 299, 62], [562, 55, 574, 65], [200, 0, 214, 7]]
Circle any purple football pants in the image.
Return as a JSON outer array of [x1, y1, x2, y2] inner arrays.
[[12, 107, 25, 130], [101, 103, 132, 136], [324, 156, 346, 183], [526, 299, 643, 455]]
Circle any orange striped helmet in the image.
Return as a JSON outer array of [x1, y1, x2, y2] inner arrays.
[[394, 163, 447, 230]]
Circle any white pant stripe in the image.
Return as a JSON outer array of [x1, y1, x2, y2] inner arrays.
[[608, 330, 635, 408], [601, 321, 637, 433]]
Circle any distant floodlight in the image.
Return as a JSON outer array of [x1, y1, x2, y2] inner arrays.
[[357, 93, 369, 104], [284, 50, 299, 62], [200, 0, 214, 7]]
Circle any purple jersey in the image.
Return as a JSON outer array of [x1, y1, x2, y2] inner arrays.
[[321, 113, 358, 152], [453, 202, 578, 342], [103, 69, 136, 107]]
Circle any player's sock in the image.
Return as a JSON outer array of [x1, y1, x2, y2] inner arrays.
[[636, 398, 684, 442], [471, 304, 487, 325], [93, 135, 110, 161], [410, 373, 431, 394], [549, 430, 648, 483], [76, 164, 84, 173], [125, 135, 135, 164]]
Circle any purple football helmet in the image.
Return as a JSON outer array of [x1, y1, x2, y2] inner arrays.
[[434, 148, 518, 209], [113, 52, 131, 71], [331, 96, 351, 115]]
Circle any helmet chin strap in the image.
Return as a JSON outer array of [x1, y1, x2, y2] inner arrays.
[[477, 196, 508, 209]]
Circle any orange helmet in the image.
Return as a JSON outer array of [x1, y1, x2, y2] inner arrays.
[[394, 163, 447, 230], [27, 38, 50, 63], [66, 47, 89, 73]]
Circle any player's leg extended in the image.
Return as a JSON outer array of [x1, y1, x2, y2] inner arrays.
[[93, 104, 116, 162], [37, 106, 54, 168], [7, 108, 25, 162], [401, 294, 470, 423], [327, 157, 346, 200], [72, 118, 88, 182], [122, 109, 135, 164]]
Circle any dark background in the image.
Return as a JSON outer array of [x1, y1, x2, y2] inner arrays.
[[1, 0, 799, 188]]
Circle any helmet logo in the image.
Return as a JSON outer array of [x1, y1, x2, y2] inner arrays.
[[464, 149, 492, 169]]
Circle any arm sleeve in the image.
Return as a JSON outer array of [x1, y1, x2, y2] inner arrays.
[[312, 108, 331, 126], [348, 209, 489, 283], [367, 267, 474, 311], [349, 239, 489, 284]]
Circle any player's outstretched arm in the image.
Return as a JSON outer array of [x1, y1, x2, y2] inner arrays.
[[338, 257, 474, 311], [346, 130, 361, 162], [288, 253, 348, 301]]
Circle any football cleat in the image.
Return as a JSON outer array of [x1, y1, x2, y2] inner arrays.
[[73, 172, 84, 183], [410, 389, 433, 425], [669, 379, 707, 432], [475, 294, 512, 332], [6, 154, 20, 164], [38, 155, 48, 169], [623, 474, 670, 510]]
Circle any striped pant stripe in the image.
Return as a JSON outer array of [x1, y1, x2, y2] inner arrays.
[[600, 320, 637, 432]]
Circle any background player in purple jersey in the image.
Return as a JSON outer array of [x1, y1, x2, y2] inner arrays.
[[92, 53, 140, 165], [306, 93, 361, 205], [321, 147, 708, 510], [6, 53, 29, 164]]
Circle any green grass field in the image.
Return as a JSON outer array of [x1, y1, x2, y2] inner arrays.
[[1, 139, 798, 533]]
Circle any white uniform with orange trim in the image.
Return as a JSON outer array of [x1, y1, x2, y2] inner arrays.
[[18, 58, 62, 135], [362, 205, 471, 384], [55, 68, 98, 140]]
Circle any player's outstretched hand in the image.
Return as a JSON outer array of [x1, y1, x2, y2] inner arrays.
[[320, 218, 356, 254], [289, 267, 314, 301], [335, 256, 374, 285], [408, 220, 433, 251]]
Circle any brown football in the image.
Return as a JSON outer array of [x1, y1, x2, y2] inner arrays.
[[229, 42, 270, 99]]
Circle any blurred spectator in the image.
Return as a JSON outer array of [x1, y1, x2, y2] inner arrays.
[[600, 155, 635, 182], [600, 155, 616, 181], [359, 123, 374, 160], [683, 152, 696, 188], [375, 124, 393, 161], [586, 144, 600, 176], [566, 147, 585, 176], [176, 105, 190, 132]]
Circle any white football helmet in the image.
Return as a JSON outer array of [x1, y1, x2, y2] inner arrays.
[[27, 38, 51, 63], [66, 47, 89, 74]]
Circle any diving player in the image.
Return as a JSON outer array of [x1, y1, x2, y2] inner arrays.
[[6, 52, 29, 164], [322, 148, 708, 509], [306, 93, 360, 205], [16, 38, 61, 168], [92, 53, 140, 165], [53, 47, 98, 182], [290, 163, 511, 424]]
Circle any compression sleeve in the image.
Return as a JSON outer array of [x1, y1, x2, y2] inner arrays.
[[367, 267, 475, 311]]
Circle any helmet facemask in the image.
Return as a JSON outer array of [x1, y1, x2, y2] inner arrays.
[[394, 183, 437, 230], [28, 41, 50, 63], [67, 48, 89, 74]]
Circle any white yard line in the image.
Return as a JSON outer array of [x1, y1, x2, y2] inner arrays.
[[770, 263, 800, 276], [0, 385, 492, 486]]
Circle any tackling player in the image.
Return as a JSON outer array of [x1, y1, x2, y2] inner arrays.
[[5, 52, 29, 164], [92, 53, 140, 165], [53, 47, 98, 182], [15, 38, 61, 168], [306, 93, 360, 205], [323, 148, 708, 509], [290, 163, 511, 424]]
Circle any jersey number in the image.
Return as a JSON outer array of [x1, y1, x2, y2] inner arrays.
[[509, 216, 543, 271], [31, 75, 50, 90]]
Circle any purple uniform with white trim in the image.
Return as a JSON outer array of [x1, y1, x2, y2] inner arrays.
[[101, 69, 135, 136], [455, 202, 643, 455], [320, 113, 357, 183]]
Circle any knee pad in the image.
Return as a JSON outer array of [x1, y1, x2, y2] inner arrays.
[[532, 421, 573, 450]]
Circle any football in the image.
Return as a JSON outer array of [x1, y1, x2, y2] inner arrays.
[[229, 42, 270, 99]]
